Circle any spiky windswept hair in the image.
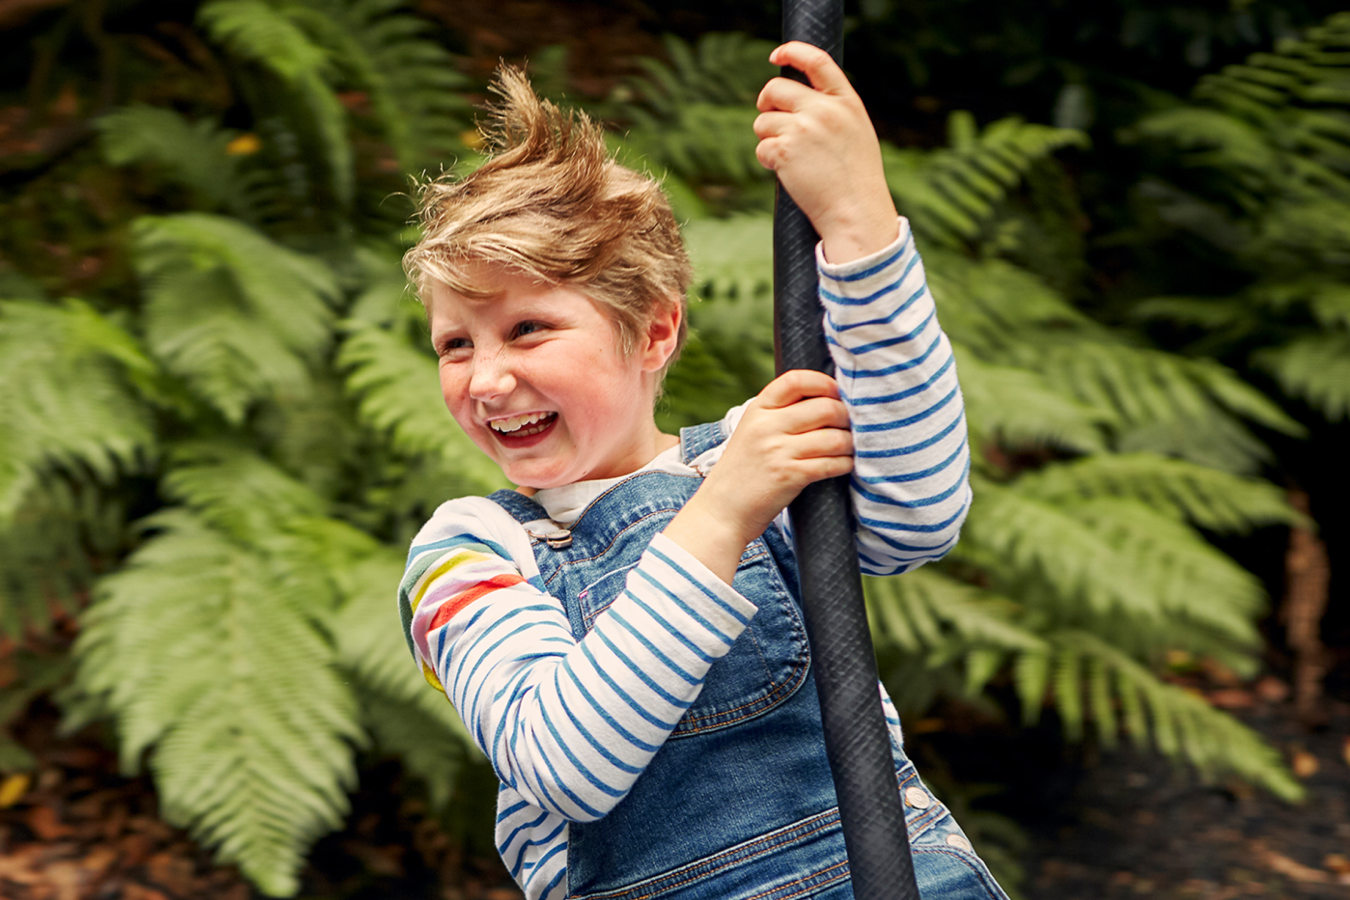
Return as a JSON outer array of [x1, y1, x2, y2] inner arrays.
[[404, 65, 692, 360]]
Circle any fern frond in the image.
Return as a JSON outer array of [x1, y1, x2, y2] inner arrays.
[[74, 508, 362, 895], [1044, 632, 1302, 800], [1253, 331, 1350, 420], [953, 349, 1108, 454], [0, 478, 126, 638], [0, 299, 157, 520], [98, 105, 245, 213], [866, 566, 1044, 656], [957, 479, 1264, 648], [331, 546, 475, 813], [160, 441, 329, 541], [683, 214, 774, 302], [883, 115, 1087, 250], [618, 33, 775, 186], [1011, 452, 1301, 533], [922, 251, 1094, 358], [132, 213, 338, 423], [1026, 339, 1301, 472], [199, 0, 354, 212], [284, 0, 471, 174], [336, 321, 503, 492]]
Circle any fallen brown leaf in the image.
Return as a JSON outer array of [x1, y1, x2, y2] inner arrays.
[[1291, 748, 1319, 779]]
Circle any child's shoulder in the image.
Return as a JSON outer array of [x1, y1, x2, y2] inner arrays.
[[407, 494, 536, 565]]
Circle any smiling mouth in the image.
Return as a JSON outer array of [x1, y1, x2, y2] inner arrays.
[[488, 412, 558, 436]]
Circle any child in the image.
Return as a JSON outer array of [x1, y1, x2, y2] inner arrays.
[[399, 41, 1007, 900]]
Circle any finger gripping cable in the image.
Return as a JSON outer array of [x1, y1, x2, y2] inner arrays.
[[772, 2, 922, 897]]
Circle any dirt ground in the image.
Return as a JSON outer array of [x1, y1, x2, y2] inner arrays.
[[2, 672, 1347, 899]]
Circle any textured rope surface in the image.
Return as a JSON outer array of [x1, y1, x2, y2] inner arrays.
[[774, 2, 920, 897]]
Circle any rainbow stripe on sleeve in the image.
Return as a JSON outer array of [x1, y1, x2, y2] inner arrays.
[[404, 543, 526, 692]]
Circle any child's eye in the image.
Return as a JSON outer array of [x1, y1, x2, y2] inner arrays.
[[437, 336, 470, 356], [513, 321, 547, 339]]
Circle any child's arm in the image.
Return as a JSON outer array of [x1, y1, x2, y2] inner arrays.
[[401, 497, 759, 827], [667, 42, 971, 578]]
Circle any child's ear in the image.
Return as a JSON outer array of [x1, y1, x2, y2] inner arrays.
[[639, 298, 682, 373]]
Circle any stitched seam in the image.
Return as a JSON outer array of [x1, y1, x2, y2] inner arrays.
[[575, 809, 841, 900], [747, 861, 850, 900]]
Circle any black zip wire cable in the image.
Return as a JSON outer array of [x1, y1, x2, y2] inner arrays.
[[772, 1, 922, 896]]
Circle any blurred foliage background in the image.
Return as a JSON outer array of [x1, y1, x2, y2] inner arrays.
[[1, 0, 1348, 897]]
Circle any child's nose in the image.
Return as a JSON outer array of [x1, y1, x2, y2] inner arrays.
[[468, 352, 515, 400]]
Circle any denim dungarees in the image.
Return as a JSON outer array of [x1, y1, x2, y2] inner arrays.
[[490, 421, 1009, 900]]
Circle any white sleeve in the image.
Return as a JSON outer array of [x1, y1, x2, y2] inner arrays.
[[398, 497, 758, 822], [708, 219, 972, 575]]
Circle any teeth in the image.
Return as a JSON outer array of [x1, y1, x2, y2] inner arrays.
[[489, 412, 554, 434]]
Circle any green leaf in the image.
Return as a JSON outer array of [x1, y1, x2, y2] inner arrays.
[[132, 214, 338, 423], [74, 510, 362, 896], [0, 299, 157, 520]]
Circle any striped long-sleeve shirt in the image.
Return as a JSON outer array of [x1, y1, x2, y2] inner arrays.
[[399, 220, 971, 899]]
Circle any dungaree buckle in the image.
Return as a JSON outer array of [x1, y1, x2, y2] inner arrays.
[[528, 527, 573, 549]]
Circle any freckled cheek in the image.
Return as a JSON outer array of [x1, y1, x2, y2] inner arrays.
[[438, 367, 475, 429]]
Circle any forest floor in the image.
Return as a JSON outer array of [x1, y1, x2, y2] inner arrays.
[[1, 664, 1347, 900]]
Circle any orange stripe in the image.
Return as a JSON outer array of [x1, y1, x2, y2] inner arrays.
[[428, 573, 525, 630]]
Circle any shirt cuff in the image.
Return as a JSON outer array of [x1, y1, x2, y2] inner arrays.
[[647, 532, 759, 627], [815, 216, 911, 279]]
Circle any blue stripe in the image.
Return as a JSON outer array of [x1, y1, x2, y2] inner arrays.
[[579, 642, 680, 731], [407, 533, 512, 566], [610, 609, 699, 685], [496, 799, 531, 822], [827, 282, 927, 332], [867, 528, 961, 555], [835, 332, 942, 379], [509, 819, 567, 876], [538, 862, 567, 897], [857, 499, 969, 533], [649, 545, 751, 625], [634, 568, 735, 650], [593, 626, 686, 707], [826, 307, 934, 355], [628, 590, 718, 663], [824, 240, 907, 282], [848, 355, 954, 406], [855, 413, 963, 459], [563, 657, 663, 753], [852, 385, 957, 432], [499, 808, 550, 854], [525, 726, 606, 820], [855, 442, 966, 484], [537, 702, 626, 799], [526, 840, 567, 886], [553, 669, 644, 775], [851, 462, 970, 509]]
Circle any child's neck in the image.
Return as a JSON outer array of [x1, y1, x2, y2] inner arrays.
[[515, 431, 680, 497]]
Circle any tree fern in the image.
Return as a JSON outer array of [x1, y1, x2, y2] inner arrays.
[[75, 509, 365, 895], [98, 105, 247, 214], [331, 548, 477, 815], [1010, 453, 1303, 533], [616, 33, 776, 191], [882, 114, 1088, 251], [276, 0, 472, 175], [132, 213, 338, 424], [1021, 633, 1303, 801], [1130, 11, 1350, 424], [0, 299, 158, 521], [198, 0, 355, 214], [337, 319, 504, 493]]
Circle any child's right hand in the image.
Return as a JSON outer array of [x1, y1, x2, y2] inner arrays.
[[663, 369, 853, 585]]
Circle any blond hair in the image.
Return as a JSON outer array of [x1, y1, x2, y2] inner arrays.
[[404, 65, 691, 367]]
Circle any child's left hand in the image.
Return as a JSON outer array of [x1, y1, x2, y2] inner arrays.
[[754, 41, 899, 263]]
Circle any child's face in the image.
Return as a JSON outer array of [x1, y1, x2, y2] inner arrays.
[[428, 264, 672, 490]]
